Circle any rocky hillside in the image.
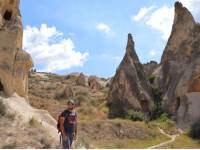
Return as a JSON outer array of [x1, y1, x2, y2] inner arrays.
[[0, 95, 59, 148], [28, 72, 109, 120]]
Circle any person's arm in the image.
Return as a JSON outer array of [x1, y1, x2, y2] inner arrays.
[[74, 113, 78, 139], [59, 117, 67, 141]]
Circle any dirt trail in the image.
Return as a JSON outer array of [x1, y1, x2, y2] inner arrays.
[[147, 128, 180, 149]]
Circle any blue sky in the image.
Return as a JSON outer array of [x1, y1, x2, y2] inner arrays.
[[20, 0, 200, 78]]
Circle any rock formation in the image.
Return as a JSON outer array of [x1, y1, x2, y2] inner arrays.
[[143, 61, 158, 77], [88, 76, 102, 91], [158, 1, 200, 128], [107, 34, 153, 118], [0, 0, 33, 97], [63, 85, 74, 99], [76, 73, 87, 87]]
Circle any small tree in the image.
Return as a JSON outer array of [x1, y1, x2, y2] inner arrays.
[[150, 87, 164, 120]]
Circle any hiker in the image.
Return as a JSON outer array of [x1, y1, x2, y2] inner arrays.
[[58, 99, 77, 149]]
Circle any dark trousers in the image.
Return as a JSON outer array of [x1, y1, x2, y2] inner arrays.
[[62, 132, 73, 149]]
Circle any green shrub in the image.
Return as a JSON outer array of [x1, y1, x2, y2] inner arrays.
[[0, 99, 6, 116], [149, 103, 164, 120], [156, 113, 170, 122], [148, 75, 156, 84], [189, 119, 200, 139], [125, 109, 145, 121], [107, 98, 127, 118]]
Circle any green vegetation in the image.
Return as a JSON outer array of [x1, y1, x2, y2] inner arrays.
[[90, 132, 169, 149], [189, 119, 200, 139], [148, 75, 156, 84], [150, 114, 178, 135], [126, 109, 145, 121], [150, 87, 164, 120], [159, 134, 200, 148], [107, 98, 127, 118]]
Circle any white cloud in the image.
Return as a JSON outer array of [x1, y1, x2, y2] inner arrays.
[[133, 0, 200, 41], [131, 6, 156, 22], [96, 23, 111, 33], [23, 24, 89, 72], [145, 5, 174, 40]]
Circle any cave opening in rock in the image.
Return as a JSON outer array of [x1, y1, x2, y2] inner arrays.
[[3, 10, 12, 21], [0, 81, 4, 95]]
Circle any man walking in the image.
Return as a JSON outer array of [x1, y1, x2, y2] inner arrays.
[[59, 99, 77, 149]]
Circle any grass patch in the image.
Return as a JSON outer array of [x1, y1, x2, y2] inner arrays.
[[159, 133, 200, 148], [150, 114, 178, 135], [90, 136, 169, 149]]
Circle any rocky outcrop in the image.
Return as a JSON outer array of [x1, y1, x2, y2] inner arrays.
[[107, 34, 153, 118], [88, 76, 102, 91], [1, 94, 59, 145], [0, 0, 33, 97], [158, 2, 200, 128], [143, 61, 158, 77], [76, 73, 88, 87], [63, 85, 74, 99], [177, 92, 200, 129]]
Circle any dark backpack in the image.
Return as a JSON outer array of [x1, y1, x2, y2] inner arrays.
[[57, 110, 77, 133], [57, 110, 68, 133]]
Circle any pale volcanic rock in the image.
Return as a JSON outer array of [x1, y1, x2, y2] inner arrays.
[[107, 34, 153, 118], [158, 1, 200, 128], [0, 0, 33, 98]]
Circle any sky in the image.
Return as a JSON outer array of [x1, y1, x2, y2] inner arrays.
[[20, 0, 200, 78]]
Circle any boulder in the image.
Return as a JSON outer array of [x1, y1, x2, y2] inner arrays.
[[107, 34, 153, 118], [0, 0, 33, 98]]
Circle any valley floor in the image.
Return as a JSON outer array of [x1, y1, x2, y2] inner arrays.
[[27, 72, 200, 149]]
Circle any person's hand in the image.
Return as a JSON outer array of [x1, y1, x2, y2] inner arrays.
[[73, 132, 77, 140], [63, 135, 68, 142]]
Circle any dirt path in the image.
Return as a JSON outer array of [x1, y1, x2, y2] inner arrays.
[[147, 128, 180, 149]]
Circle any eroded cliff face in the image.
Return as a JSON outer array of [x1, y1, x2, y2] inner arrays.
[[107, 34, 153, 118], [0, 0, 33, 97], [159, 2, 200, 128]]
